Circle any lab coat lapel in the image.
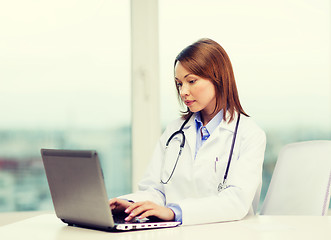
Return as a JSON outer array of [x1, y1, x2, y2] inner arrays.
[[203, 111, 238, 146], [181, 112, 239, 160]]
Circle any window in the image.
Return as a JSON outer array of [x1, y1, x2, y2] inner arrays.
[[0, 1, 131, 211], [1, 0, 330, 213]]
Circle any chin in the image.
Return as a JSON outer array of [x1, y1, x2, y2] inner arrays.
[[188, 108, 201, 113]]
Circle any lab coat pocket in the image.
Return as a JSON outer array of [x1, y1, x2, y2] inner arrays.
[[208, 157, 225, 194]]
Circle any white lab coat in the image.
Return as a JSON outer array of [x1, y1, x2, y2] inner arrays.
[[121, 112, 266, 225]]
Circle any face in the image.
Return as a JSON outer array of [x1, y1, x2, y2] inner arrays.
[[175, 62, 217, 120]]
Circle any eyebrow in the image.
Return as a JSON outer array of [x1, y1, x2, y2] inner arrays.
[[175, 73, 193, 81]]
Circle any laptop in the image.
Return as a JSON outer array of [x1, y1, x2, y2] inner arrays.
[[40, 149, 180, 231]]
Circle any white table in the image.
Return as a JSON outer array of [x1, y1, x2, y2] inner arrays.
[[0, 213, 330, 240]]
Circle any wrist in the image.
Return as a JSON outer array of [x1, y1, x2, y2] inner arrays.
[[166, 203, 182, 223], [167, 207, 175, 220]]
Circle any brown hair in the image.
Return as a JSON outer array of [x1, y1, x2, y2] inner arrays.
[[174, 38, 248, 122]]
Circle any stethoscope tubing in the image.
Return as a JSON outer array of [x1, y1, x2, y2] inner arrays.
[[161, 113, 240, 189], [161, 116, 190, 184], [220, 114, 240, 189]]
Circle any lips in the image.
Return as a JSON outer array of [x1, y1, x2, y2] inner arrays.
[[184, 100, 195, 106]]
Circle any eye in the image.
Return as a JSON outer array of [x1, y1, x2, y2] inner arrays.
[[176, 81, 182, 88], [189, 79, 197, 84]]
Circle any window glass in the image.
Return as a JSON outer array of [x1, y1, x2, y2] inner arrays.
[[0, 1, 131, 211], [159, 0, 331, 207]]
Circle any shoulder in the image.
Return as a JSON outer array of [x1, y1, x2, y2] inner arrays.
[[156, 117, 185, 145], [160, 114, 195, 139], [166, 117, 186, 128], [239, 115, 264, 133], [237, 115, 266, 143], [163, 117, 187, 134]]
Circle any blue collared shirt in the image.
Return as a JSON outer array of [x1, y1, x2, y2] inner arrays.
[[194, 111, 223, 159]]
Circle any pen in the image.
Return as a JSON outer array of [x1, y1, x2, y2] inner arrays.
[[215, 157, 219, 172]]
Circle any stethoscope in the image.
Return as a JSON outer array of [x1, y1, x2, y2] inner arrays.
[[160, 113, 241, 192]]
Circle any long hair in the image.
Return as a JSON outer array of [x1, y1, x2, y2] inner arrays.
[[174, 38, 248, 122]]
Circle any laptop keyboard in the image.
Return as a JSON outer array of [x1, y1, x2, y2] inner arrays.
[[113, 213, 129, 223], [113, 213, 152, 224]]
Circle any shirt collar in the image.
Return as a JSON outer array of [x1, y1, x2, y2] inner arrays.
[[194, 110, 223, 134]]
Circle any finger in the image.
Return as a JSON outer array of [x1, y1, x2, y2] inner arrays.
[[137, 209, 157, 220], [127, 201, 154, 211], [131, 202, 154, 216], [139, 207, 175, 221], [109, 198, 132, 212], [125, 206, 148, 221], [125, 203, 154, 221], [108, 198, 116, 205], [124, 201, 145, 214], [109, 198, 122, 206]]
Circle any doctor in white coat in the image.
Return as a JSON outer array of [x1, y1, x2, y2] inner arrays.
[[109, 38, 266, 226]]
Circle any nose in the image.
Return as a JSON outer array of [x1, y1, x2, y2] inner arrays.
[[180, 83, 190, 98]]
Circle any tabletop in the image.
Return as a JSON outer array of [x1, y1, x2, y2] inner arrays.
[[0, 213, 330, 240]]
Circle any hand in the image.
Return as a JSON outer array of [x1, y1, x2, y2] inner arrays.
[[109, 198, 133, 213], [124, 201, 175, 222]]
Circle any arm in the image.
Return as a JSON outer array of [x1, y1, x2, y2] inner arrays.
[[118, 137, 166, 206], [115, 120, 184, 221], [114, 125, 174, 215]]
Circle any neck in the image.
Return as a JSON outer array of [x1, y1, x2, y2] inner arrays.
[[200, 110, 219, 126]]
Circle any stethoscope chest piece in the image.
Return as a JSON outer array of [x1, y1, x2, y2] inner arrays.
[[217, 181, 228, 192]]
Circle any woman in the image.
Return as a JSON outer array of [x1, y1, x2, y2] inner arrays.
[[109, 38, 266, 225]]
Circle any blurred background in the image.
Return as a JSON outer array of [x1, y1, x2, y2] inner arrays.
[[0, 0, 330, 212]]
